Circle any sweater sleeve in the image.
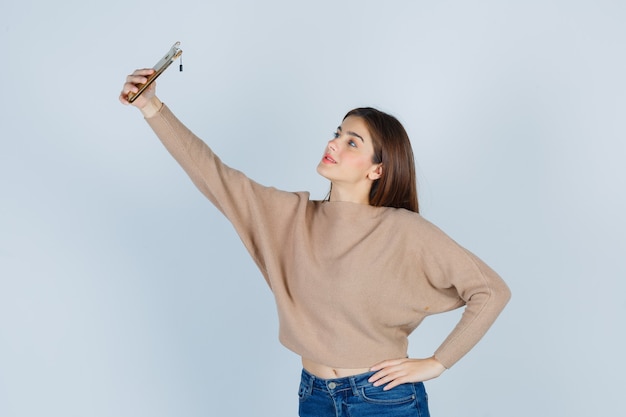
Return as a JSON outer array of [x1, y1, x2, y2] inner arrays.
[[144, 103, 307, 282], [418, 219, 511, 369]]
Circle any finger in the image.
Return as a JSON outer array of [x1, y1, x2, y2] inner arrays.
[[370, 358, 403, 371], [119, 87, 137, 104], [370, 368, 407, 386], [368, 370, 386, 383], [122, 82, 139, 94], [125, 75, 149, 85], [382, 377, 407, 391], [369, 360, 407, 382], [131, 68, 155, 76], [368, 365, 398, 382], [125, 68, 154, 84]]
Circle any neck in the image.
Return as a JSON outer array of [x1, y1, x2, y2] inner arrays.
[[328, 183, 371, 205]]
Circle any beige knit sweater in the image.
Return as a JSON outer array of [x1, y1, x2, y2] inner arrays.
[[145, 104, 511, 369]]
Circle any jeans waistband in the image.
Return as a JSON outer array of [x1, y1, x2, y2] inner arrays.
[[301, 368, 378, 395]]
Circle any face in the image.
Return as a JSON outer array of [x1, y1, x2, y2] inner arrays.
[[316, 116, 382, 188]]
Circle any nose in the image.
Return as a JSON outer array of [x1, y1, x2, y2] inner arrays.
[[327, 139, 338, 152]]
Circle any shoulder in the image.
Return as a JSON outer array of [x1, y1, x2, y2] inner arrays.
[[380, 208, 463, 249], [382, 207, 438, 231]]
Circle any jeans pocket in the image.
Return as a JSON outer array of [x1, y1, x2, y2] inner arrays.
[[360, 383, 416, 405]]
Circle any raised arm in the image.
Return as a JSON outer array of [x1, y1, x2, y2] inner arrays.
[[119, 68, 308, 285]]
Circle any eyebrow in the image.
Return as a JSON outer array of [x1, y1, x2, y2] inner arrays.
[[337, 126, 365, 143]]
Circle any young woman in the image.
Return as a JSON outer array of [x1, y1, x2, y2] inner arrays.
[[120, 68, 511, 417]]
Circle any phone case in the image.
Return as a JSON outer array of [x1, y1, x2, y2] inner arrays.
[[127, 41, 183, 103]]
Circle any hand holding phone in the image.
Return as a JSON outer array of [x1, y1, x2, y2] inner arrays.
[[126, 41, 183, 103]]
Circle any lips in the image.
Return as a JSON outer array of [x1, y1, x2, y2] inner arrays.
[[323, 154, 336, 164]]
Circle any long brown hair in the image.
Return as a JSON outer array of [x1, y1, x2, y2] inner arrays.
[[344, 107, 419, 213]]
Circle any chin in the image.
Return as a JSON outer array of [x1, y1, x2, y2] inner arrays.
[[316, 165, 331, 180]]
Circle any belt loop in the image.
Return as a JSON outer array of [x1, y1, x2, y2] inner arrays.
[[302, 369, 315, 396], [307, 373, 315, 396], [349, 375, 359, 396]]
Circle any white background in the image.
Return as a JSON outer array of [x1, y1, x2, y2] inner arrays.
[[1, 1, 624, 416]]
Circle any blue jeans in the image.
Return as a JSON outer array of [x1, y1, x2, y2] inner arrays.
[[298, 368, 430, 417]]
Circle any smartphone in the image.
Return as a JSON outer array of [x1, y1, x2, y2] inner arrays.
[[127, 41, 183, 103]]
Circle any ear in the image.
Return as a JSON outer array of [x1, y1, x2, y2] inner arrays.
[[368, 163, 383, 181]]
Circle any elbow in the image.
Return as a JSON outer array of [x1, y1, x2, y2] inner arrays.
[[493, 279, 512, 311]]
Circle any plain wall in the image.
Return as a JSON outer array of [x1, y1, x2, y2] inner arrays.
[[1, 0, 624, 416]]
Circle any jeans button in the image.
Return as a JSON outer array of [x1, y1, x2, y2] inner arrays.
[[328, 382, 337, 389]]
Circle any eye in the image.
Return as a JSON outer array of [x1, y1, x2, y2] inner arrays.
[[348, 139, 357, 148], [332, 131, 340, 139]]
